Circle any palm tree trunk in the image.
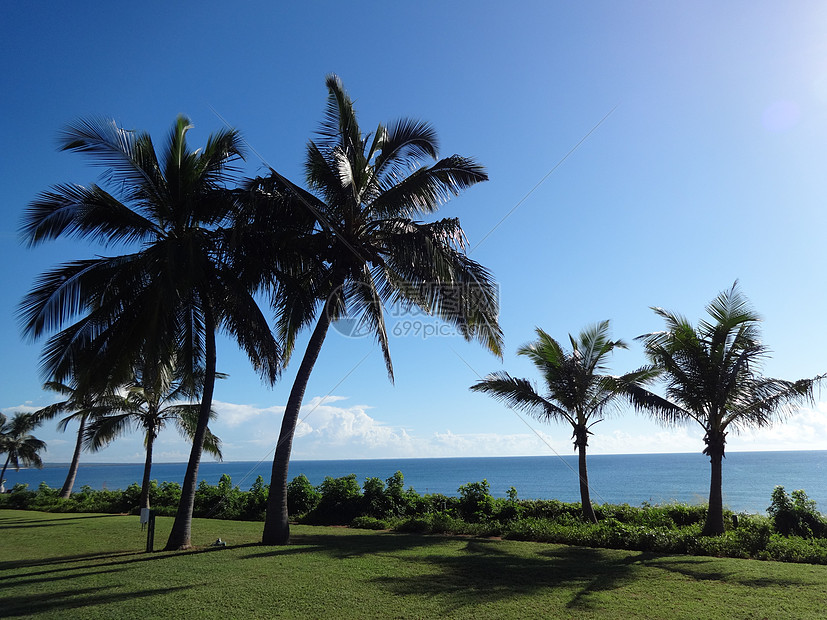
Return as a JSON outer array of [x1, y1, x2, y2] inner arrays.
[[0, 454, 11, 488], [702, 437, 726, 536], [164, 307, 217, 551], [574, 425, 598, 524], [140, 429, 156, 511], [262, 295, 335, 545], [59, 415, 87, 499]]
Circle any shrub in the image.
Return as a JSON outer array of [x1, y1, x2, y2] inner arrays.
[[241, 476, 269, 521], [362, 477, 390, 518], [761, 534, 827, 564], [351, 516, 390, 530], [0, 483, 35, 509], [396, 516, 431, 533], [768, 486, 825, 538], [154, 482, 182, 515], [304, 474, 362, 525], [457, 479, 494, 522], [287, 474, 321, 516]]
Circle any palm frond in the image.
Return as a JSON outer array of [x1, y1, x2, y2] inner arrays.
[[316, 74, 362, 155], [58, 117, 167, 209], [21, 183, 157, 247], [176, 407, 222, 460], [377, 218, 503, 357], [373, 118, 439, 180], [470, 372, 573, 425], [369, 155, 488, 219], [343, 268, 393, 381], [83, 413, 134, 451]]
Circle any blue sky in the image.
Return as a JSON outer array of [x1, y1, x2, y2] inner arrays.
[[2, 1, 827, 464]]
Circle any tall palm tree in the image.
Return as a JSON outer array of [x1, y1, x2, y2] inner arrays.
[[256, 75, 503, 544], [34, 380, 120, 499], [631, 283, 823, 535], [0, 413, 47, 485], [471, 321, 655, 523], [19, 116, 282, 550], [84, 361, 223, 510]]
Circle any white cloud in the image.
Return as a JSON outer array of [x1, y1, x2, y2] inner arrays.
[[210, 397, 827, 461], [1, 404, 42, 415], [726, 403, 827, 452], [212, 401, 284, 428], [591, 426, 704, 455]]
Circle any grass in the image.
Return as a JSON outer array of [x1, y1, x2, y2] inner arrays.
[[3, 510, 827, 619]]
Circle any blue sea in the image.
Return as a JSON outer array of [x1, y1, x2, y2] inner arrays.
[[4, 451, 826, 515]]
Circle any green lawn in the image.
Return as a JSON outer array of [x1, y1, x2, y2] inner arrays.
[[2, 510, 827, 619]]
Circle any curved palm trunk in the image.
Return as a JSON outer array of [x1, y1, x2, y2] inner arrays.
[[702, 432, 726, 536], [164, 308, 217, 551], [140, 428, 157, 511], [262, 296, 335, 545], [574, 425, 598, 524], [59, 415, 87, 499], [0, 455, 11, 487]]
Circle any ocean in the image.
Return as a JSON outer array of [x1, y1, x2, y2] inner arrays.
[[4, 451, 826, 515]]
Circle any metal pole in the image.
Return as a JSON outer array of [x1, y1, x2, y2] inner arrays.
[[146, 510, 155, 553]]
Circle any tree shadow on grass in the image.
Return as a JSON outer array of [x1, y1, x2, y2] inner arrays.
[[240, 530, 451, 561], [0, 550, 139, 573], [3, 565, 130, 589], [0, 584, 192, 617], [0, 542, 264, 580], [647, 557, 821, 588], [369, 539, 650, 614], [0, 513, 123, 529]]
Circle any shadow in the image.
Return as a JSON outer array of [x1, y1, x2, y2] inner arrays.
[[545, 547, 651, 610], [361, 537, 662, 614], [647, 557, 819, 588], [2, 565, 130, 589], [0, 584, 192, 617], [1, 541, 266, 581], [0, 514, 124, 526], [239, 530, 453, 561], [0, 551, 139, 572], [0, 520, 76, 530]]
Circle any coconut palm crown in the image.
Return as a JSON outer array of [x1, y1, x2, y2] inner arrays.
[[630, 283, 823, 535], [0, 412, 47, 485], [471, 320, 656, 523]]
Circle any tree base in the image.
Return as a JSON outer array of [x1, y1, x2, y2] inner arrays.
[[261, 522, 290, 546]]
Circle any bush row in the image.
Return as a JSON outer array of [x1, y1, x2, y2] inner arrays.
[[2, 471, 824, 564], [0, 474, 268, 521]]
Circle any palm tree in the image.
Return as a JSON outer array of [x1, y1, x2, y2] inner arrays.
[[84, 361, 223, 510], [256, 75, 503, 544], [471, 321, 655, 523], [34, 380, 120, 499], [19, 116, 282, 550], [0, 413, 47, 485], [631, 283, 823, 535]]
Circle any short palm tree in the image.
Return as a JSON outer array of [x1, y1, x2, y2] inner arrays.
[[34, 379, 121, 498], [19, 116, 282, 550], [84, 361, 222, 510], [0, 412, 47, 485], [256, 75, 503, 544], [632, 283, 823, 535], [471, 321, 655, 523]]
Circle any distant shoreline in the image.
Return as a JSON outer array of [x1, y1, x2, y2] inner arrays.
[[29, 448, 827, 467]]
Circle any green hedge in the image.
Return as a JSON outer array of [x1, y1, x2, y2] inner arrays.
[[3, 473, 825, 564]]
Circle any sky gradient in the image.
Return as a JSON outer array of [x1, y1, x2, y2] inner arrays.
[[2, 1, 827, 464]]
